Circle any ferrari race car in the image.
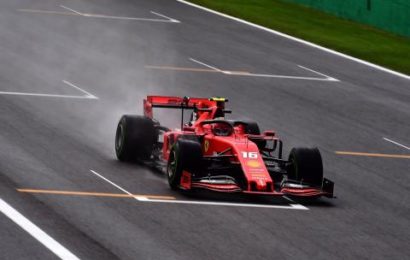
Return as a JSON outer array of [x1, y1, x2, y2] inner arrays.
[[115, 96, 334, 198]]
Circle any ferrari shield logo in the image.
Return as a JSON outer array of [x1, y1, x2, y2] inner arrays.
[[204, 140, 209, 152]]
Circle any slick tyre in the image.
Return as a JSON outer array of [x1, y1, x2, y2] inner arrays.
[[288, 147, 323, 187], [243, 121, 261, 135], [241, 120, 266, 149], [167, 139, 202, 190], [115, 115, 157, 162]]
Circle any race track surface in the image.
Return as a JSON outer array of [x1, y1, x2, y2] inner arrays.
[[0, 0, 409, 259]]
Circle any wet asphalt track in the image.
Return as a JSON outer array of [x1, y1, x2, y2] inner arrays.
[[0, 0, 409, 259]]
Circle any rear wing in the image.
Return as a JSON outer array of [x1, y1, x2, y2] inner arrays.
[[143, 96, 228, 118]]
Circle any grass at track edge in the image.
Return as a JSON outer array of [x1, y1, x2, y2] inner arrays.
[[188, 0, 410, 76]]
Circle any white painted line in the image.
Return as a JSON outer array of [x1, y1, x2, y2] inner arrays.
[[283, 195, 295, 203], [189, 58, 337, 81], [59, 6, 179, 23], [80, 13, 177, 22], [60, 5, 83, 16], [89, 170, 138, 201], [298, 65, 339, 81], [0, 81, 98, 100], [0, 198, 80, 260], [21, 6, 179, 23], [189, 58, 223, 72], [139, 198, 309, 210], [150, 11, 180, 23], [17, 9, 80, 16], [136, 197, 150, 202], [228, 72, 336, 81], [0, 91, 96, 99], [62, 80, 98, 99], [383, 137, 410, 150], [177, 0, 409, 80], [89, 170, 307, 210]]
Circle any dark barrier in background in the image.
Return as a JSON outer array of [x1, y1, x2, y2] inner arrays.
[[283, 0, 410, 37]]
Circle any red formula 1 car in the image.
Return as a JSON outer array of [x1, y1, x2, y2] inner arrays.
[[115, 96, 334, 198]]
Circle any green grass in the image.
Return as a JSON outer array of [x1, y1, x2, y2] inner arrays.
[[189, 0, 410, 75]]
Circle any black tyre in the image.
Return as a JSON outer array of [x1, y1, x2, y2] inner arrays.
[[115, 115, 158, 162], [243, 121, 261, 135], [167, 139, 202, 190], [287, 147, 323, 186], [239, 120, 266, 149]]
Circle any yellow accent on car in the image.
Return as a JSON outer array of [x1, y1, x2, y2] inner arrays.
[[210, 97, 227, 102]]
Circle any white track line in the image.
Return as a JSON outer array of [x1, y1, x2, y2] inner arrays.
[[189, 58, 337, 81], [89, 170, 308, 210], [60, 5, 83, 16], [59, 5, 179, 23], [0, 198, 80, 260], [0, 91, 95, 99], [189, 58, 223, 72], [227, 72, 336, 81], [383, 137, 410, 150], [90, 170, 138, 201], [150, 11, 180, 23], [298, 65, 339, 81], [80, 13, 176, 22], [138, 198, 308, 210], [177, 0, 409, 80], [283, 195, 296, 203], [0, 81, 98, 99], [62, 80, 98, 99]]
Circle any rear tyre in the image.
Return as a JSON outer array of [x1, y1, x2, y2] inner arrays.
[[287, 147, 323, 187], [167, 139, 202, 190], [115, 115, 158, 162]]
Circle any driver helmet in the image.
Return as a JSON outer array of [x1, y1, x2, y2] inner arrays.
[[212, 122, 232, 136]]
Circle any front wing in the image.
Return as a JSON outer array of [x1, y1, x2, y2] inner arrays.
[[180, 172, 334, 198]]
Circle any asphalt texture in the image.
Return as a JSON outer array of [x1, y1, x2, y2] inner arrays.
[[0, 0, 409, 259]]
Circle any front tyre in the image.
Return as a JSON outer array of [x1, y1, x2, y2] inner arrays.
[[243, 121, 266, 149], [115, 115, 157, 162], [287, 147, 323, 187], [167, 139, 202, 190]]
